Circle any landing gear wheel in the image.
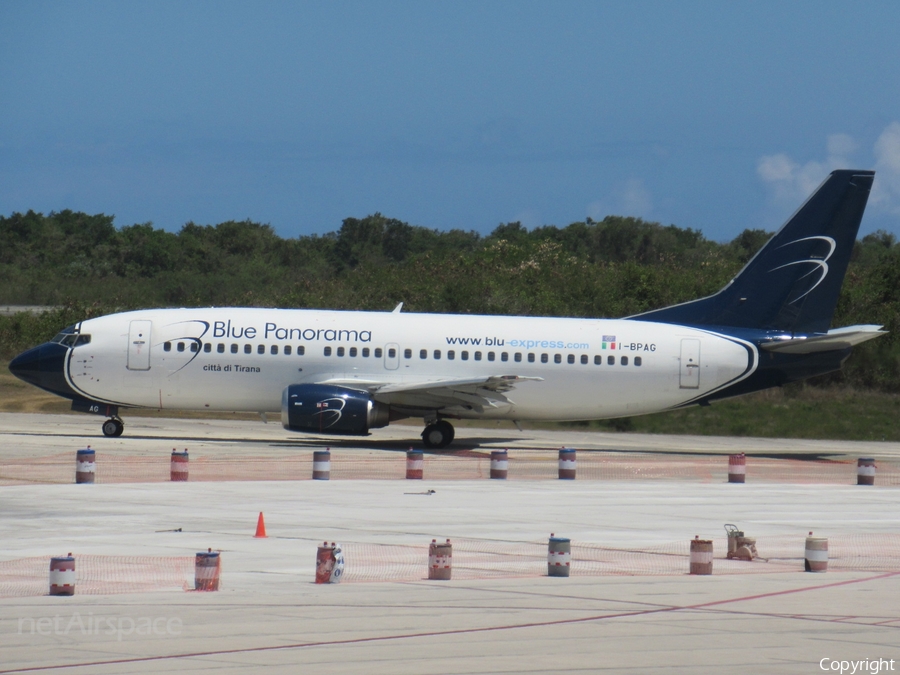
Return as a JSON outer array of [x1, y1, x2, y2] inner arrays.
[[421, 420, 455, 449], [102, 418, 124, 437]]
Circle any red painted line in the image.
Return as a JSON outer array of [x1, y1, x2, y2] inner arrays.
[[2, 571, 898, 674]]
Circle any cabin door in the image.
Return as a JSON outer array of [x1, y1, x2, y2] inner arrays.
[[127, 320, 152, 371], [383, 343, 400, 370], [679, 338, 700, 389]]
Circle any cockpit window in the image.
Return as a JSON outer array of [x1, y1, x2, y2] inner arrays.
[[50, 325, 91, 347]]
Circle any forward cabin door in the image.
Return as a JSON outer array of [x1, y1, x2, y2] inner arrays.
[[127, 320, 152, 371], [679, 338, 700, 389], [383, 343, 400, 370]]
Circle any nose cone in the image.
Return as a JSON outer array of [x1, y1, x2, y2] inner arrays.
[[8, 345, 43, 386], [8, 343, 76, 399]]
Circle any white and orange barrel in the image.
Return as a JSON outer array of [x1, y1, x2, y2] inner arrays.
[[406, 449, 424, 479], [49, 554, 75, 596], [547, 534, 571, 577], [490, 449, 508, 479], [170, 448, 189, 482], [857, 458, 876, 486], [805, 533, 828, 572], [75, 447, 95, 484], [689, 536, 713, 575], [728, 453, 746, 483], [428, 538, 452, 580], [194, 549, 220, 591], [558, 448, 576, 480], [315, 542, 345, 583], [312, 449, 331, 480]]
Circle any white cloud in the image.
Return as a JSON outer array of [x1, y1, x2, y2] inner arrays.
[[757, 133, 859, 207], [872, 122, 900, 215], [586, 178, 653, 221], [827, 133, 858, 158], [758, 124, 900, 218]]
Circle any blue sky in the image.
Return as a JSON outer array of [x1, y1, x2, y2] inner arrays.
[[2, 1, 900, 241]]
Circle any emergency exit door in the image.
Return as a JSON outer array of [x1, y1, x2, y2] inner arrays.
[[679, 338, 700, 389], [127, 320, 152, 371]]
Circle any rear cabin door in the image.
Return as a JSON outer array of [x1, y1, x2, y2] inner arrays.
[[679, 338, 700, 389], [127, 320, 152, 371]]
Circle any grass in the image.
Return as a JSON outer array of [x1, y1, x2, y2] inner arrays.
[[2, 364, 898, 441]]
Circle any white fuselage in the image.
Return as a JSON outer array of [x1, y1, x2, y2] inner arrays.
[[65, 308, 757, 420]]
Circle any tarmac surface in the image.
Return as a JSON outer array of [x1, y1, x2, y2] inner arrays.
[[1, 412, 900, 674]]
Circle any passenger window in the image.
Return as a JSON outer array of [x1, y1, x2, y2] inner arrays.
[[217, 343, 225, 353], [298, 345, 305, 356], [375, 348, 383, 358], [528, 353, 535, 363], [350, 347, 357, 357], [324, 347, 332, 356], [404, 348, 412, 359], [594, 355, 601, 365], [433, 350, 441, 360], [362, 348, 370, 357], [191, 342, 199, 353], [271, 345, 278, 355], [607, 355, 614, 365], [257, 344, 265, 355], [541, 354, 548, 363], [204, 343, 212, 353], [488, 352, 495, 362], [164, 342, 172, 352], [337, 347, 345, 357], [284, 345, 292, 355], [177, 342, 185, 352], [244, 344, 252, 354], [448, 350, 455, 360], [420, 349, 427, 359], [635, 356, 642, 366], [580, 355, 588, 364], [501, 352, 508, 362], [388, 348, 396, 358], [567, 354, 574, 364], [474, 351, 482, 361], [514, 353, 521, 362], [461, 351, 469, 361], [231, 344, 238, 354], [621, 356, 628, 366], [554, 354, 562, 364]]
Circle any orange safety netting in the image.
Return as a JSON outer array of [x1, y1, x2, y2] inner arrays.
[[1, 450, 897, 485], [339, 533, 900, 582], [2, 534, 897, 597], [0, 555, 195, 597]]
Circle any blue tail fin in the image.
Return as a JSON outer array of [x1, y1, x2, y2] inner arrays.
[[632, 170, 875, 333]]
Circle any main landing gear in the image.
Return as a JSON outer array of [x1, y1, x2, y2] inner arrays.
[[101, 417, 124, 437], [421, 420, 454, 449]]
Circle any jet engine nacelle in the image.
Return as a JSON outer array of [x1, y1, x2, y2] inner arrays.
[[281, 384, 390, 435]]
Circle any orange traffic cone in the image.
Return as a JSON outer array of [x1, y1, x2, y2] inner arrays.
[[254, 512, 267, 538]]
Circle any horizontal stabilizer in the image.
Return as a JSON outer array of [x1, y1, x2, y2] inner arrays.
[[760, 325, 886, 354]]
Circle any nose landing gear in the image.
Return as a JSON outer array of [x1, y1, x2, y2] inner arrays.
[[421, 420, 454, 449], [101, 417, 124, 437]]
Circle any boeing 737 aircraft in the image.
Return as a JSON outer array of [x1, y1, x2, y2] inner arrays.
[[8, 170, 885, 447]]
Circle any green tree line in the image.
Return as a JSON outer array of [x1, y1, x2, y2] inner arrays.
[[1, 209, 899, 390]]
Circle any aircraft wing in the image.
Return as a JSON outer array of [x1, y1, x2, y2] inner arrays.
[[356, 375, 544, 413], [760, 324, 886, 354]]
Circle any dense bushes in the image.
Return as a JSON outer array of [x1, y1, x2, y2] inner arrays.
[[2, 210, 898, 390]]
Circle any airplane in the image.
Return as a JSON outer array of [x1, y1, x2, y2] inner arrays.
[[8, 170, 885, 448]]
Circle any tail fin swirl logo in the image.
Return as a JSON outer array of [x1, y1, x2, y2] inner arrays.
[[769, 236, 837, 303]]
